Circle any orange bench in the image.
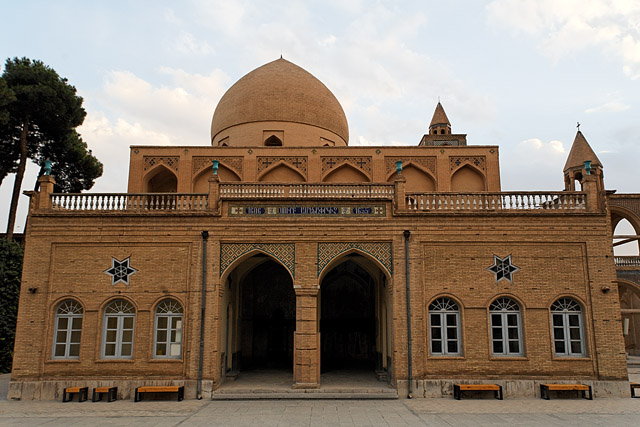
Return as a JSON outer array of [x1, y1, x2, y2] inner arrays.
[[631, 382, 640, 398], [63, 386, 88, 402], [92, 386, 117, 402], [134, 385, 184, 402], [540, 383, 592, 400], [454, 384, 503, 400]]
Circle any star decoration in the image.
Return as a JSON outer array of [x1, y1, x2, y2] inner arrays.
[[487, 255, 519, 283], [104, 257, 138, 286]]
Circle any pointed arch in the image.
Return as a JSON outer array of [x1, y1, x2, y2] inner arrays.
[[258, 162, 306, 183], [220, 243, 296, 283], [451, 165, 485, 192], [318, 246, 392, 282], [387, 164, 436, 192], [192, 164, 240, 192], [323, 163, 370, 183], [264, 135, 283, 146], [144, 164, 177, 193]]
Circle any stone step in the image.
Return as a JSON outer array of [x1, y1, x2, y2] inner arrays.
[[212, 388, 398, 400]]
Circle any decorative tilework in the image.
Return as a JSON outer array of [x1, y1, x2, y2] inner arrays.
[[385, 157, 436, 177], [450, 156, 486, 172], [220, 243, 295, 278], [144, 157, 179, 171], [192, 156, 243, 178], [321, 157, 372, 176], [257, 157, 308, 177], [317, 242, 392, 277]]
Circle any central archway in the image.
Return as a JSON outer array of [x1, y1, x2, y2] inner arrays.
[[319, 253, 390, 379]]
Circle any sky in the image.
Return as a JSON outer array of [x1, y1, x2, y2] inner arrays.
[[1, 0, 639, 241]]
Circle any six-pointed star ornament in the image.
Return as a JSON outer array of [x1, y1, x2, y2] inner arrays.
[[104, 257, 138, 285], [487, 255, 520, 283]]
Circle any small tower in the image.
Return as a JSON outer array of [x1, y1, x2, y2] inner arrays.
[[563, 130, 604, 192], [419, 101, 467, 146], [429, 102, 451, 135]]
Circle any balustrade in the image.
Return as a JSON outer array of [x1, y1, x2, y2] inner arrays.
[[50, 193, 208, 212], [615, 256, 640, 267], [405, 192, 587, 211], [219, 183, 395, 199]]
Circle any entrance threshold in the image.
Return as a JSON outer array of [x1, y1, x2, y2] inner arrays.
[[212, 369, 397, 400]]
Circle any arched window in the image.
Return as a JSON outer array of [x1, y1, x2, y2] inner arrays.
[[551, 298, 585, 357], [102, 299, 135, 359], [490, 298, 523, 356], [52, 300, 83, 359], [264, 135, 282, 146], [429, 297, 461, 355], [154, 299, 183, 359]]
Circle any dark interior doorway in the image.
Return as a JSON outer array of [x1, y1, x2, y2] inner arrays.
[[320, 258, 376, 372], [239, 258, 295, 370]]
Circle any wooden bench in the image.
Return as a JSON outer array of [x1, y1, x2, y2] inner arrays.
[[134, 385, 184, 402], [540, 383, 592, 400], [63, 386, 88, 402], [631, 382, 640, 398], [92, 386, 117, 402], [453, 384, 503, 400]]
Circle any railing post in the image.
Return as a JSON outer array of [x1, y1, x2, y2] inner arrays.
[[208, 174, 220, 212], [37, 175, 56, 210], [394, 174, 407, 211], [581, 175, 601, 212]]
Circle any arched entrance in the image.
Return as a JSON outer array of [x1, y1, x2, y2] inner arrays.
[[620, 281, 640, 356], [221, 253, 295, 380], [319, 253, 391, 380]]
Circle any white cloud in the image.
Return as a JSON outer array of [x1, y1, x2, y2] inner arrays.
[[487, 0, 640, 78], [585, 101, 631, 113], [174, 31, 215, 55]]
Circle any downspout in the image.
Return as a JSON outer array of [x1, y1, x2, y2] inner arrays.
[[403, 230, 413, 399], [197, 230, 209, 399]]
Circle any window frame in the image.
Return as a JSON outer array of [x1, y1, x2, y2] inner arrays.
[[551, 298, 586, 357], [52, 300, 83, 359], [153, 299, 184, 359], [428, 297, 462, 356], [489, 298, 524, 357], [101, 299, 135, 360]]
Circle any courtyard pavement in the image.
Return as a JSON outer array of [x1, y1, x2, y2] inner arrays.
[[2, 373, 640, 426]]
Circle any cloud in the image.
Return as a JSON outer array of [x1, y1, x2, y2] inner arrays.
[[500, 138, 568, 190], [173, 32, 215, 55], [486, 0, 640, 78], [585, 101, 631, 113]]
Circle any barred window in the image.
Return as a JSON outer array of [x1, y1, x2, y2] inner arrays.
[[102, 299, 135, 359], [154, 299, 183, 358], [429, 297, 461, 356], [52, 300, 83, 359], [489, 298, 523, 356], [551, 298, 585, 357]]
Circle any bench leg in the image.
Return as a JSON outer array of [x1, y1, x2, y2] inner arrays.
[[583, 386, 593, 400], [495, 386, 503, 400], [540, 385, 550, 400], [79, 388, 88, 402], [178, 386, 184, 401], [453, 385, 461, 400], [91, 390, 101, 402], [63, 391, 72, 402], [632, 386, 639, 398], [108, 387, 117, 402], [134, 388, 142, 402]]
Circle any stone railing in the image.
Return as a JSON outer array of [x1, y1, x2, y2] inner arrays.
[[219, 183, 395, 199], [615, 256, 640, 267], [50, 193, 208, 211], [405, 192, 587, 211]]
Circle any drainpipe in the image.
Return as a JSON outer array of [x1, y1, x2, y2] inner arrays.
[[403, 230, 413, 399], [197, 230, 209, 399]]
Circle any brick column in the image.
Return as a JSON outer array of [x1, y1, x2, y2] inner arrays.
[[394, 174, 406, 212], [293, 286, 320, 389], [208, 174, 220, 212], [581, 174, 601, 212], [37, 175, 56, 210]]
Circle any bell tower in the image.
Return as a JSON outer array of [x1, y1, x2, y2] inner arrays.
[[563, 129, 605, 212]]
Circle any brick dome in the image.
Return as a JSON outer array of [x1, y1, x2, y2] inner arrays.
[[210, 58, 349, 145]]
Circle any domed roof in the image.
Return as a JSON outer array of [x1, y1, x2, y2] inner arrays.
[[210, 58, 349, 144]]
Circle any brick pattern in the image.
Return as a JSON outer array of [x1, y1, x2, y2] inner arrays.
[[257, 156, 307, 177], [220, 243, 295, 278], [321, 157, 372, 176], [192, 156, 243, 178], [317, 242, 392, 277], [144, 156, 179, 171], [450, 156, 485, 172], [385, 157, 436, 176]]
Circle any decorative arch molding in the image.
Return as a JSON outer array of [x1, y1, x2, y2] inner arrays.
[[192, 156, 243, 179], [144, 156, 179, 172], [385, 156, 436, 179], [317, 242, 392, 278], [321, 156, 372, 178], [610, 205, 640, 233], [257, 161, 306, 182], [220, 243, 295, 279], [144, 164, 178, 193], [610, 196, 640, 222], [257, 156, 307, 177], [449, 156, 486, 174], [323, 163, 370, 183]]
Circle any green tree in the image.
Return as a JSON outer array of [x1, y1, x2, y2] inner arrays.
[[0, 239, 23, 373], [1, 57, 102, 240]]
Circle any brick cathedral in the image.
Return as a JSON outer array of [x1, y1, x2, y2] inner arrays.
[[9, 58, 640, 400]]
